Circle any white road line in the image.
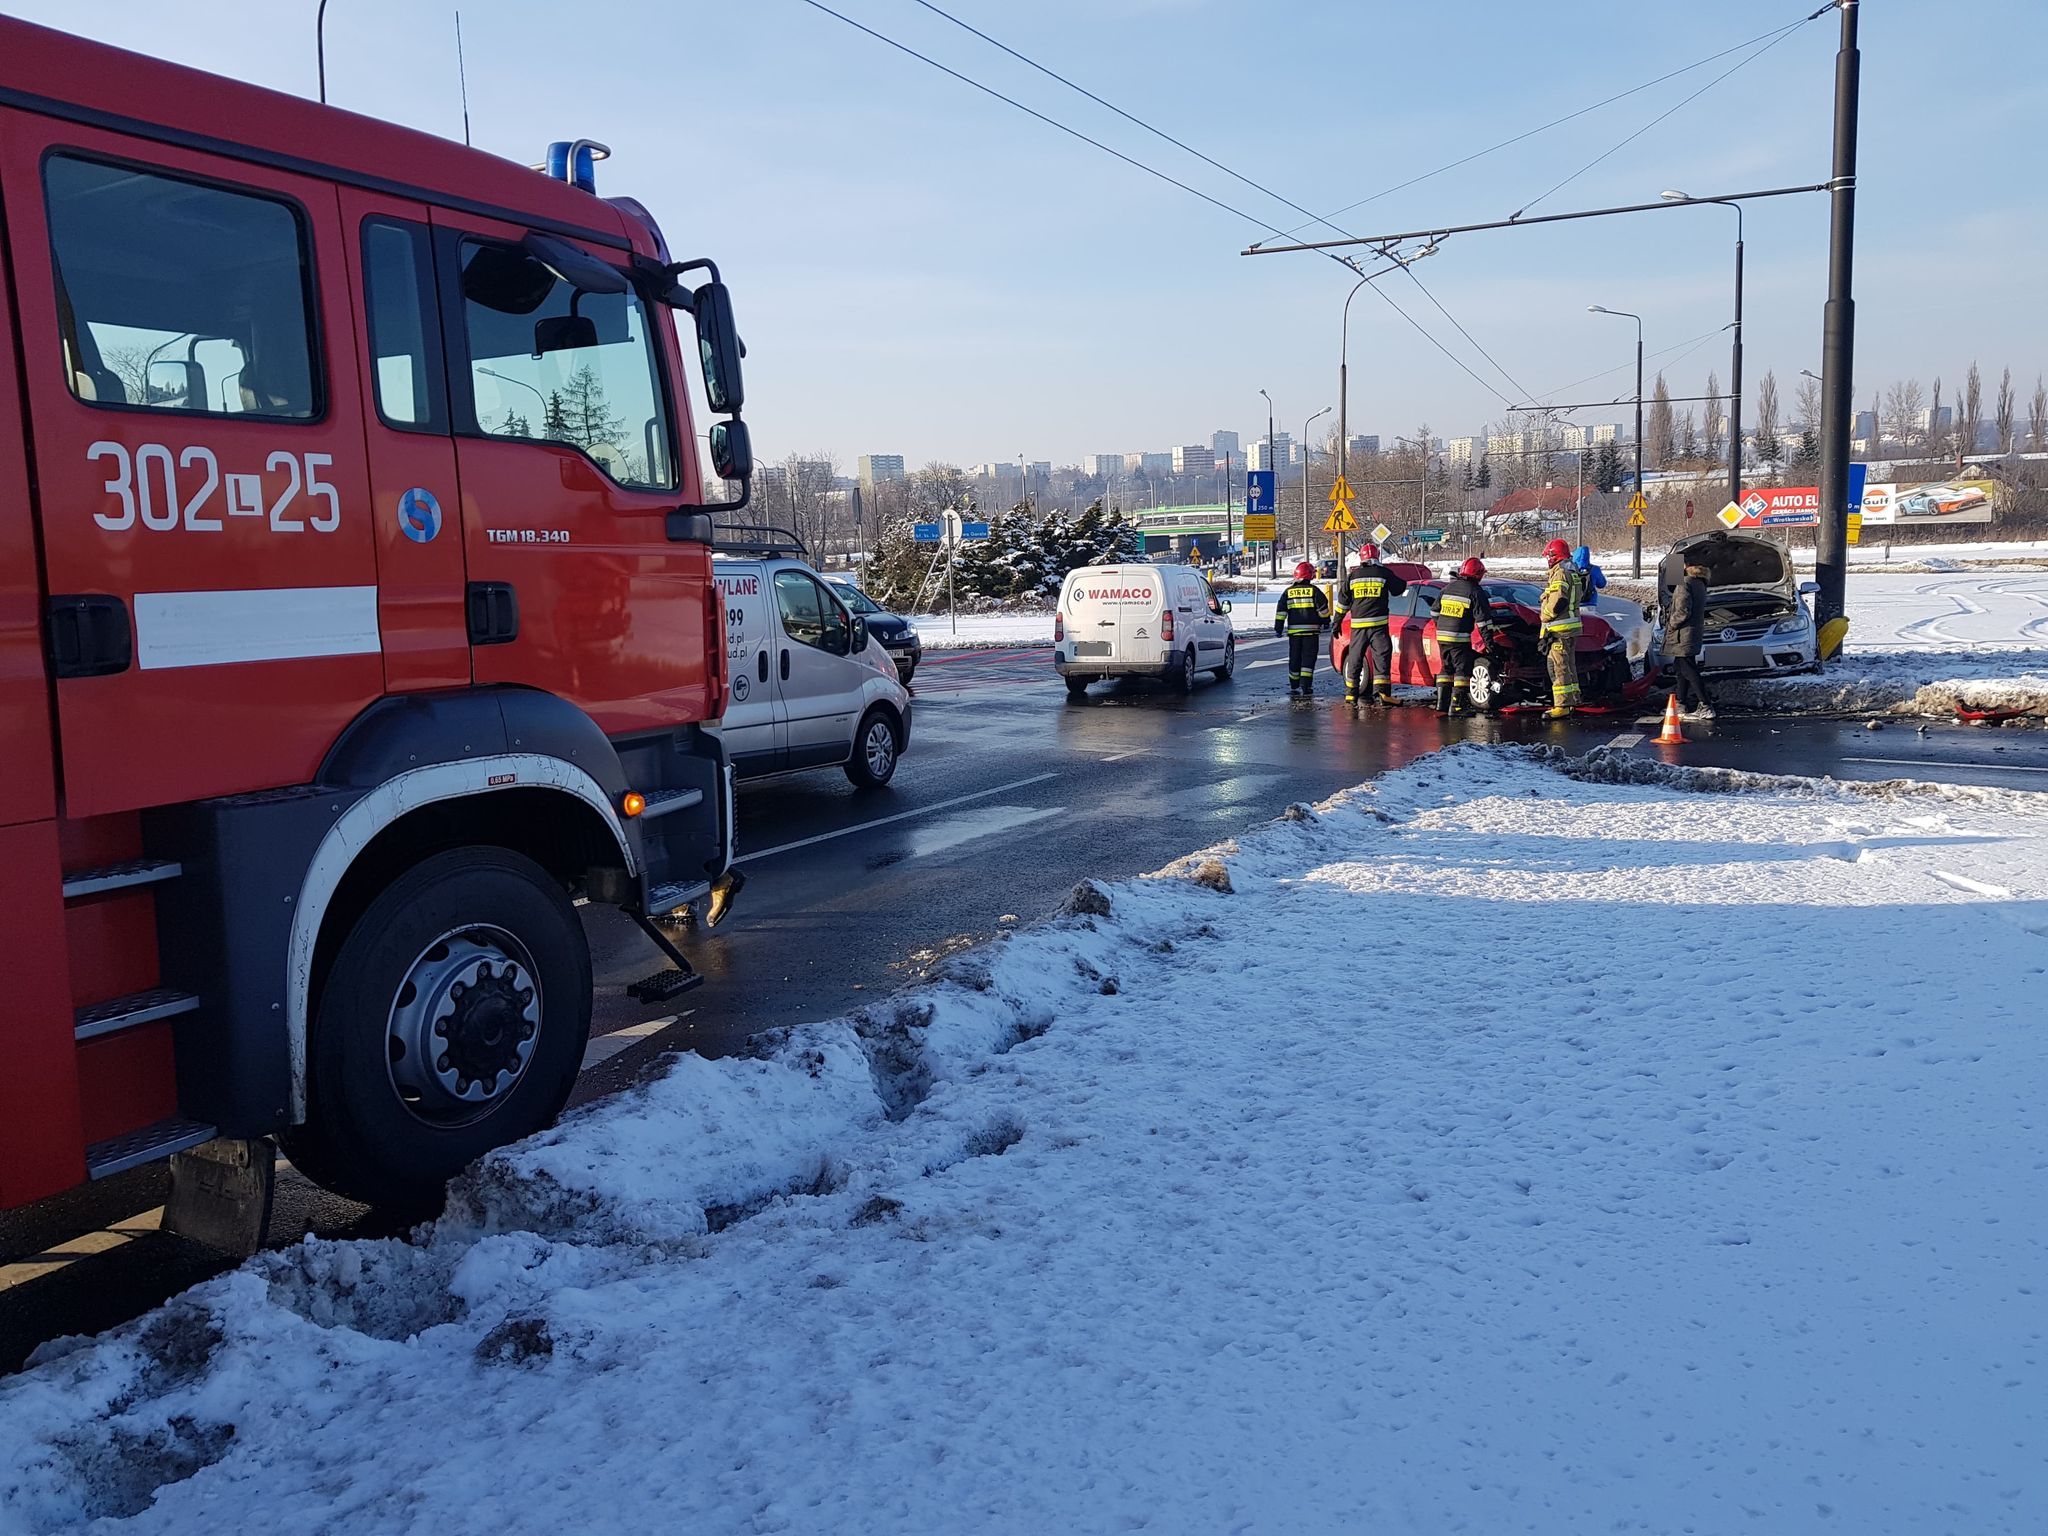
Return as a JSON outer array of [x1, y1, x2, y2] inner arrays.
[[581, 1012, 693, 1070], [1841, 756, 2048, 776], [738, 772, 1062, 863], [1606, 732, 1645, 748], [1100, 749, 1149, 761]]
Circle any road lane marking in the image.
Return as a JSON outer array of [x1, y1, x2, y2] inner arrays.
[[738, 773, 1062, 863], [1841, 756, 2048, 776], [582, 1012, 693, 1071], [1606, 732, 1645, 748], [1101, 749, 1149, 761]]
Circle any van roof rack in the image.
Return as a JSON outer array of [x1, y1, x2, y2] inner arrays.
[[712, 524, 809, 559]]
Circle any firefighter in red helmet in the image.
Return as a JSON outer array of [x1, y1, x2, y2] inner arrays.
[[1433, 555, 1493, 716], [1537, 537, 1587, 719], [1338, 542, 1407, 706], [1274, 559, 1330, 696]]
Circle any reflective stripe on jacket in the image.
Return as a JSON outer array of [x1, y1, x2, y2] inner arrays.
[[1276, 582, 1330, 633], [1342, 562, 1407, 628], [1539, 564, 1586, 639], [1434, 576, 1489, 643]]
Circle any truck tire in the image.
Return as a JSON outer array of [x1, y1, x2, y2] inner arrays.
[[1172, 646, 1197, 694], [282, 847, 591, 1213], [844, 707, 901, 789]]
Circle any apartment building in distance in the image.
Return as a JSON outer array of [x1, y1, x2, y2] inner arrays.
[[856, 453, 905, 490], [1246, 433, 1293, 472], [1172, 444, 1215, 475], [1210, 429, 1240, 459]]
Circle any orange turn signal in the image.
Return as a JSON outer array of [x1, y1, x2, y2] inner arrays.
[[622, 792, 646, 818]]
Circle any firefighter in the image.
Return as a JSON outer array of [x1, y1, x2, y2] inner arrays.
[[1338, 542, 1407, 705], [1274, 559, 1330, 695], [1433, 555, 1492, 716], [1537, 537, 1587, 719]]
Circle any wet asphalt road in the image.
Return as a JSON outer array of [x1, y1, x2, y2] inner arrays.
[[6, 632, 2047, 1371]]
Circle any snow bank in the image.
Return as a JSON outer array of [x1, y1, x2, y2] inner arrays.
[[1718, 649, 2048, 717], [5, 749, 2045, 1534]]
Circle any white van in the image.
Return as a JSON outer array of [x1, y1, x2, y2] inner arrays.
[[715, 541, 913, 788], [1053, 562, 1235, 697]]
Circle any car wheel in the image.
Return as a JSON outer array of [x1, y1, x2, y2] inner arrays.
[[1172, 646, 1197, 693], [896, 660, 917, 686], [1065, 676, 1091, 701], [280, 847, 590, 1213], [1469, 653, 1499, 713], [1214, 637, 1236, 681], [845, 707, 901, 790]]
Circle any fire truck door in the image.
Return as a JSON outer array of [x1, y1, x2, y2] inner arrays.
[[429, 207, 717, 735], [338, 191, 468, 692], [0, 122, 383, 817]]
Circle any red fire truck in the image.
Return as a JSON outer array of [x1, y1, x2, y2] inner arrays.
[[0, 17, 753, 1228]]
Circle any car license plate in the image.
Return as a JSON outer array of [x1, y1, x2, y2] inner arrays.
[[1709, 644, 1767, 669], [1073, 641, 1112, 657]]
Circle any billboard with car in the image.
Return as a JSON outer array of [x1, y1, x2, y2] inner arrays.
[[1859, 478, 1996, 526]]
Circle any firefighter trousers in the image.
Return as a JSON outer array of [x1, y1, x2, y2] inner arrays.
[[1286, 630, 1321, 687], [1436, 639, 1474, 710], [1343, 622, 1392, 698], [1542, 636, 1581, 709]]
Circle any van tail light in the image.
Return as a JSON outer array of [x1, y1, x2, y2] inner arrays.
[[1160, 609, 1175, 643], [1054, 611, 1064, 642]]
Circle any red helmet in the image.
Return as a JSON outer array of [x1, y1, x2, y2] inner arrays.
[[1543, 538, 1571, 565], [1293, 560, 1316, 580], [1355, 542, 1379, 562], [1459, 556, 1487, 579]]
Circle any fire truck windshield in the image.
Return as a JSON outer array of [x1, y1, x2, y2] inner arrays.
[[460, 241, 674, 491]]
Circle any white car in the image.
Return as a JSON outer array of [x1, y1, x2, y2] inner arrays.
[[1656, 531, 1820, 676], [715, 539, 913, 788], [1053, 562, 1236, 697]]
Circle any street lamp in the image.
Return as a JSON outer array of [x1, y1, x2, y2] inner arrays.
[[1302, 405, 1331, 559], [1663, 190, 1744, 506], [1339, 248, 1435, 490], [1589, 305, 1645, 577], [1259, 388, 1276, 574], [477, 367, 546, 435]]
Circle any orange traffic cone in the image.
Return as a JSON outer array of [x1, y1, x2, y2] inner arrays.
[[1654, 693, 1686, 745]]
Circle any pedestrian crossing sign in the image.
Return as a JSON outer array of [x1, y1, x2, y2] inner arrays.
[[1324, 500, 1358, 534], [1328, 475, 1354, 504]]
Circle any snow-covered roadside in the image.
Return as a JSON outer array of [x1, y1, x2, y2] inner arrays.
[[5, 748, 2045, 1535], [1717, 649, 2048, 717]]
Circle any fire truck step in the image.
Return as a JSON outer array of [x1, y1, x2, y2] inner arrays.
[[646, 879, 711, 917], [626, 967, 703, 1004], [75, 986, 201, 1042], [62, 857, 183, 899], [85, 1116, 218, 1180], [637, 788, 705, 821]]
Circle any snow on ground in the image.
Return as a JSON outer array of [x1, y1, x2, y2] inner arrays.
[[5, 749, 2046, 1534]]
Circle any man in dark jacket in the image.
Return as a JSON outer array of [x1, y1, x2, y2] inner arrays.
[[1665, 560, 1715, 719], [1433, 556, 1494, 715], [1274, 560, 1331, 696], [1339, 543, 1408, 705]]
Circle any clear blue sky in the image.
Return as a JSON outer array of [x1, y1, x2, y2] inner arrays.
[[12, 0, 2044, 468]]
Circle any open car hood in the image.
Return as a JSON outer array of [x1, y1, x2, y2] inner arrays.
[[1659, 531, 1794, 601]]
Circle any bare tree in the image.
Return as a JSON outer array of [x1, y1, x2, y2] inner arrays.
[[910, 462, 971, 518], [2032, 377, 2048, 453], [1646, 374, 1674, 468], [1957, 363, 1983, 463], [1794, 373, 1823, 436], [1882, 379, 1926, 452], [775, 451, 843, 556], [1753, 370, 1781, 473], [1701, 370, 1724, 461], [1995, 366, 2017, 455], [1676, 408, 1699, 463]]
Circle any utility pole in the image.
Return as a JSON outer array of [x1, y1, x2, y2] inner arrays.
[[1259, 388, 1276, 577], [1222, 451, 1233, 562], [1302, 406, 1331, 565], [1814, 0, 1860, 654], [1634, 325, 1644, 579]]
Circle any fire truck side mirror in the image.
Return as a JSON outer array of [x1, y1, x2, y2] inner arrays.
[[666, 510, 715, 544], [708, 419, 752, 484], [693, 282, 745, 414]]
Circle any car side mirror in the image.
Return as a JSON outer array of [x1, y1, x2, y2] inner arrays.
[[693, 281, 745, 413], [1798, 580, 1819, 595], [666, 510, 713, 543], [146, 357, 200, 408], [1220, 599, 1233, 613], [709, 419, 751, 483], [852, 616, 868, 654]]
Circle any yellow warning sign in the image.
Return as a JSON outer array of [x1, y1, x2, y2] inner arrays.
[[1847, 510, 1863, 546], [1327, 475, 1354, 504], [1241, 513, 1277, 542], [1627, 507, 1647, 528], [1626, 490, 1648, 513], [1716, 501, 1745, 530], [1324, 500, 1358, 534]]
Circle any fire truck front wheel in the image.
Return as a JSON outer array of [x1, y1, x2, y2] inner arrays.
[[284, 846, 593, 1211]]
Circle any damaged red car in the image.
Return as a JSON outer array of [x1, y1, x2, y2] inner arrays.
[[1330, 575, 1654, 713]]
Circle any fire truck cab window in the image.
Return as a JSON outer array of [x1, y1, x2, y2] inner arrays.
[[362, 219, 444, 431], [43, 155, 319, 419], [458, 239, 675, 491]]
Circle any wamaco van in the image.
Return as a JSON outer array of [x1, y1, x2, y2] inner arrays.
[[1053, 563, 1235, 698], [714, 530, 912, 788]]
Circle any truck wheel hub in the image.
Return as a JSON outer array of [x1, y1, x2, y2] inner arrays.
[[386, 927, 542, 1125]]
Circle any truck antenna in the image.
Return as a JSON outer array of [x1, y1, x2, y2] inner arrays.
[[455, 10, 473, 146]]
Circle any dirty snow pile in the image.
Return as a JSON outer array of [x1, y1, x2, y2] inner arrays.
[[5, 749, 2046, 1535], [1716, 648, 2048, 717]]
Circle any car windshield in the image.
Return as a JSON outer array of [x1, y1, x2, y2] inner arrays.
[[828, 581, 883, 615]]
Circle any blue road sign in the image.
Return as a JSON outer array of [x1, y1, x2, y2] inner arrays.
[[913, 523, 942, 543], [1246, 470, 1276, 516], [1846, 462, 1868, 514], [961, 521, 991, 540]]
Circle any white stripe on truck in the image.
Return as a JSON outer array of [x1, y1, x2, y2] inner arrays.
[[133, 585, 381, 670]]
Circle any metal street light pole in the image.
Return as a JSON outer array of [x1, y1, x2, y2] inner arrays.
[[1302, 406, 1331, 560], [1589, 305, 1644, 577], [1664, 190, 1744, 507], [1259, 388, 1276, 576], [316, 0, 333, 103], [1814, 0, 1861, 652]]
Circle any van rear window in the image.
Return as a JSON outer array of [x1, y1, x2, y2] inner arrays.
[[43, 155, 320, 419]]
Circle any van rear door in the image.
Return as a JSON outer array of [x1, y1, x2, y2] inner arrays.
[[1, 123, 384, 816], [1065, 566, 1164, 665]]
